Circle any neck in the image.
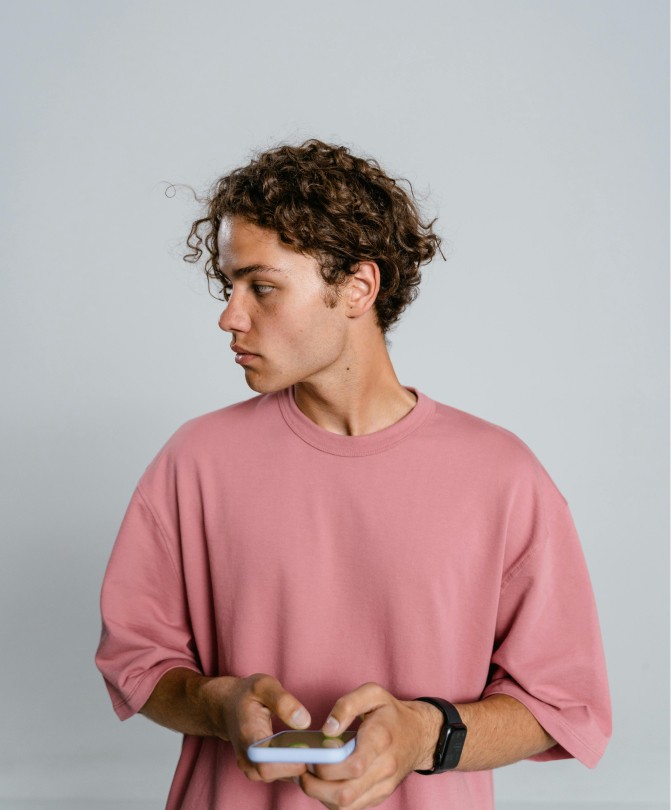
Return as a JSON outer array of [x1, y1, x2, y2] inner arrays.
[[293, 335, 417, 436]]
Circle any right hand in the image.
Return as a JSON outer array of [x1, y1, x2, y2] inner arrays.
[[214, 673, 312, 783]]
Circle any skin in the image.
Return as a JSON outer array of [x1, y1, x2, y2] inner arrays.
[[215, 216, 418, 436], [140, 216, 556, 808]]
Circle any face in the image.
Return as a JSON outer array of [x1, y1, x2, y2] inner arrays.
[[217, 216, 351, 394]]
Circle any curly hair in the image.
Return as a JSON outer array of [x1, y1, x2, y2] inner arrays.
[[183, 139, 442, 334]]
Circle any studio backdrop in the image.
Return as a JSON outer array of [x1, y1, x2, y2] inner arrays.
[[1, 1, 668, 808]]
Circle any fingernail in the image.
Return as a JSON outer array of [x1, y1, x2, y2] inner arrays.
[[323, 715, 339, 735], [291, 707, 311, 728]]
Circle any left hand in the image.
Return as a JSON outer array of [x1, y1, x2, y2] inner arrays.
[[297, 682, 442, 810]]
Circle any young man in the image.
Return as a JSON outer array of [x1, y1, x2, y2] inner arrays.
[[95, 140, 611, 809]]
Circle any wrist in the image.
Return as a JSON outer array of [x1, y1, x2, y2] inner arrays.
[[194, 675, 240, 739], [409, 699, 444, 771], [414, 697, 468, 774]]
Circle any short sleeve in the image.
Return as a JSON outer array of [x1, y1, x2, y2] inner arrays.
[[481, 476, 612, 768], [95, 485, 202, 720]]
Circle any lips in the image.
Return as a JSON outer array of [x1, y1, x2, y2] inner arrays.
[[231, 343, 259, 366]]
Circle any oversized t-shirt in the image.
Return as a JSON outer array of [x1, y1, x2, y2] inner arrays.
[[95, 386, 611, 809]]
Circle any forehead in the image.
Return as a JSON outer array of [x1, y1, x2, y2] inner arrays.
[[217, 216, 281, 259], [216, 216, 320, 279]]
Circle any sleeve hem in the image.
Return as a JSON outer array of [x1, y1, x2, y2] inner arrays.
[[481, 682, 608, 769], [110, 658, 203, 721]]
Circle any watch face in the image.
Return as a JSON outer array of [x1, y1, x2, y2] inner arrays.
[[444, 725, 467, 769], [451, 728, 467, 752]]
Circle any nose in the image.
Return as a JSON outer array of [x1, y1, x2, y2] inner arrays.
[[218, 290, 251, 334]]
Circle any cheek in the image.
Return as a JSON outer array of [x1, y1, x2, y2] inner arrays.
[[263, 288, 344, 354], [273, 300, 324, 340]]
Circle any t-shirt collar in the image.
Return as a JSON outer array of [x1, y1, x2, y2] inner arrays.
[[277, 384, 435, 456]]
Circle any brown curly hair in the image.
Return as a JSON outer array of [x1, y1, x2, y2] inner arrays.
[[183, 139, 442, 334]]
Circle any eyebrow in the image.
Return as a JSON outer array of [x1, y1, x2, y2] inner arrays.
[[220, 263, 285, 281]]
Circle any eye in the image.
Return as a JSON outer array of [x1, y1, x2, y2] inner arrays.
[[221, 282, 232, 301], [253, 284, 274, 295]]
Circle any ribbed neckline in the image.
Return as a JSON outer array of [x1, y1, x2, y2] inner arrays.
[[277, 384, 435, 456]]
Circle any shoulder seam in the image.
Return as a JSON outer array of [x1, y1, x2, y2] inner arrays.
[[500, 460, 558, 591], [135, 484, 182, 582], [500, 541, 542, 591]]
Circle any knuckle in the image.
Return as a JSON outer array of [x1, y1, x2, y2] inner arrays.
[[349, 758, 365, 779], [237, 758, 262, 782], [238, 720, 257, 741], [363, 681, 382, 695], [274, 692, 295, 717], [334, 695, 353, 716], [250, 673, 274, 692], [381, 755, 398, 780], [337, 785, 356, 807], [299, 779, 317, 799], [256, 763, 275, 783]]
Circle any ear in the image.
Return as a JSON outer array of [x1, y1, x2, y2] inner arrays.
[[345, 261, 380, 319]]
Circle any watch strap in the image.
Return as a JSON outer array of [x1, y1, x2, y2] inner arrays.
[[414, 697, 467, 774]]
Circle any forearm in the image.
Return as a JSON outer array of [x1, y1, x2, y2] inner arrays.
[[298, 685, 557, 808], [451, 694, 556, 771], [139, 667, 235, 739]]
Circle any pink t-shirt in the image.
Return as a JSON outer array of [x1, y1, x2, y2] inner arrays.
[[95, 386, 611, 809]]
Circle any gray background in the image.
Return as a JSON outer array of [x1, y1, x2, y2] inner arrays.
[[1, 0, 668, 808]]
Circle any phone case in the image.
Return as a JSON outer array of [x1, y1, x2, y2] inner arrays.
[[247, 730, 357, 763]]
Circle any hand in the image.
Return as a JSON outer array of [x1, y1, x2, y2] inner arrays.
[[297, 682, 442, 810], [214, 673, 313, 784]]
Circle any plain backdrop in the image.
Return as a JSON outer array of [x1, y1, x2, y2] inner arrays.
[[1, 1, 668, 808]]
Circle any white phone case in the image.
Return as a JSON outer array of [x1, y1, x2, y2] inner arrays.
[[247, 730, 357, 763]]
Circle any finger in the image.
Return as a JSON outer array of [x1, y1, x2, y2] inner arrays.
[[254, 760, 308, 784], [321, 682, 388, 737], [302, 751, 401, 810], [236, 735, 308, 785], [252, 675, 311, 729], [300, 767, 392, 810], [238, 755, 308, 784], [313, 715, 391, 783], [233, 677, 311, 783], [300, 769, 355, 809]]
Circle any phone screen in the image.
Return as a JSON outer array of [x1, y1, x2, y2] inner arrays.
[[247, 730, 357, 763], [257, 730, 355, 749]]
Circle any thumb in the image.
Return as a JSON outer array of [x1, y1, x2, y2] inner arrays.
[[322, 682, 388, 736], [256, 677, 311, 729]]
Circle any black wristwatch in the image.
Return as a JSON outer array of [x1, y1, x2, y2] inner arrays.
[[414, 697, 467, 774]]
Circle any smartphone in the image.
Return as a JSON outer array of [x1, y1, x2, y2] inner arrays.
[[247, 730, 356, 763]]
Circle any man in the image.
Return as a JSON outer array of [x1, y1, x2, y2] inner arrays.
[[95, 140, 611, 809]]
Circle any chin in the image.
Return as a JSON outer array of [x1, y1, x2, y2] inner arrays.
[[243, 373, 291, 395]]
